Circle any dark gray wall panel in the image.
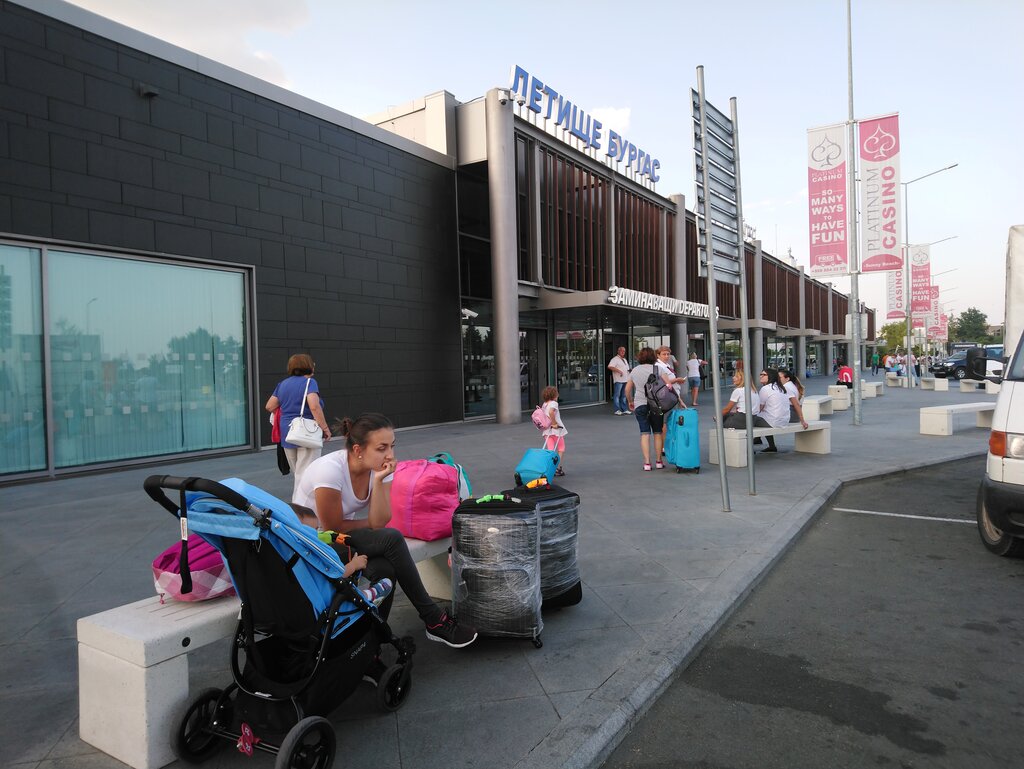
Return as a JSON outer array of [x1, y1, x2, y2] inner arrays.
[[0, 0, 462, 443]]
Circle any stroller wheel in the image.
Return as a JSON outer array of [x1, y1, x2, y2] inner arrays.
[[275, 716, 335, 769], [377, 663, 413, 712], [170, 687, 226, 764]]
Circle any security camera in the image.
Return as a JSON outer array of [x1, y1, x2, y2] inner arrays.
[[515, 93, 526, 106], [461, 308, 479, 319], [498, 93, 509, 106]]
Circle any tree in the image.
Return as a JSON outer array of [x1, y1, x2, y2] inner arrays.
[[877, 321, 907, 353], [949, 307, 990, 343]]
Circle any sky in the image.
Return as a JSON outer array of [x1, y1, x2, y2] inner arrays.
[[65, 0, 1024, 326]]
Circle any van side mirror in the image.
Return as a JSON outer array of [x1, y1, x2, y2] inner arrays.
[[966, 348, 987, 380]]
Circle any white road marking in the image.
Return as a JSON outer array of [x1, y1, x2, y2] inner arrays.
[[832, 507, 974, 524]]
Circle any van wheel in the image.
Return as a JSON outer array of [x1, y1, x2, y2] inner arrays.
[[977, 485, 1024, 557]]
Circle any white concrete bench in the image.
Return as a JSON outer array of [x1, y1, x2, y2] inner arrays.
[[78, 595, 241, 769], [708, 421, 831, 467], [801, 395, 833, 421], [885, 372, 907, 387], [985, 380, 1001, 395], [920, 377, 949, 392], [919, 402, 995, 436], [959, 379, 986, 393], [861, 380, 884, 398], [828, 384, 851, 411], [78, 533, 450, 769]]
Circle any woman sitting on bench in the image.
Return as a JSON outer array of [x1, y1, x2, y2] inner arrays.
[[293, 413, 477, 649]]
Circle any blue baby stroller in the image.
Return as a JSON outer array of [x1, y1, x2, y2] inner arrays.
[[144, 475, 415, 769]]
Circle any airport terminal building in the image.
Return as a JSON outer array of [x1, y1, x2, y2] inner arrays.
[[0, 0, 875, 480]]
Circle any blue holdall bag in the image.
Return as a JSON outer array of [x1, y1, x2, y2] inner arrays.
[[514, 447, 560, 486]]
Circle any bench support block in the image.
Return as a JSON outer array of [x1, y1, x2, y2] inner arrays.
[[79, 643, 187, 769]]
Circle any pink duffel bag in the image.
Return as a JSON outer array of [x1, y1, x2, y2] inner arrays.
[[152, 534, 237, 603], [389, 459, 461, 541]]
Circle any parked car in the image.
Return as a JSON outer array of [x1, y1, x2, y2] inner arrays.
[[931, 349, 1004, 380], [930, 351, 968, 379], [977, 333, 1024, 557]]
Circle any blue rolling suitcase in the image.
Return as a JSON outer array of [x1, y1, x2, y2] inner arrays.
[[664, 407, 700, 473], [513, 447, 560, 486]]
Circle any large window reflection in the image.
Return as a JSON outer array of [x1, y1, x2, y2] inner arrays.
[[462, 301, 495, 419], [0, 246, 45, 474], [555, 324, 600, 407], [47, 251, 248, 467]]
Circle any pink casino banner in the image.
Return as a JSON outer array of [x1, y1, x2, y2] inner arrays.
[[807, 123, 849, 276], [886, 269, 905, 319], [910, 245, 931, 314], [858, 114, 903, 273]]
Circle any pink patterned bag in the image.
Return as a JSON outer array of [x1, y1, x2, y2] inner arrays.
[[152, 534, 236, 603], [388, 459, 460, 541]]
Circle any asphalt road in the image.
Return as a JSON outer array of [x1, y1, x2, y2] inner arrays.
[[602, 456, 1024, 769]]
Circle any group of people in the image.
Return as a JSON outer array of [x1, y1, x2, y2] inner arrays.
[[266, 354, 477, 650], [721, 367, 807, 453]]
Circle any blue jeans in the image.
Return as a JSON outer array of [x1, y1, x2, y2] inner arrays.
[[612, 381, 628, 412]]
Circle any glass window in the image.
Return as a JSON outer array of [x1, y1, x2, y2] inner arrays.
[[47, 251, 248, 468], [554, 319, 601, 407], [0, 245, 45, 475], [461, 301, 495, 418]]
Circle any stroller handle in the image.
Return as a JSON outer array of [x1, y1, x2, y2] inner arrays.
[[144, 475, 261, 521]]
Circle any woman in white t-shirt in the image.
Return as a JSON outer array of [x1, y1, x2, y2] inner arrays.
[[752, 369, 807, 453], [779, 369, 807, 426], [721, 370, 759, 429], [684, 352, 707, 407], [294, 413, 477, 649]]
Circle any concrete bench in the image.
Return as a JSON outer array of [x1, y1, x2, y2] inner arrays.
[[959, 379, 986, 393], [919, 402, 995, 436], [708, 421, 831, 468], [985, 380, 1001, 395], [885, 372, 907, 387], [861, 380, 884, 398], [920, 377, 949, 392], [828, 384, 851, 411], [78, 533, 450, 769], [801, 395, 833, 421]]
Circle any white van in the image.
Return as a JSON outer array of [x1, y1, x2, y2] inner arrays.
[[977, 333, 1024, 556]]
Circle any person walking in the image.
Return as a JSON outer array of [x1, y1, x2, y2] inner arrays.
[[265, 353, 331, 501], [684, 352, 707, 407], [624, 347, 664, 470], [607, 346, 631, 415], [871, 351, 880, 375], [540, 386, 567, 477]]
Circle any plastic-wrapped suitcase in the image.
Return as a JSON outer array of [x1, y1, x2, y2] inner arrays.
[[501, 482, 582, 609], [451, 494, 543, 647], [664, 407, 700, 473]]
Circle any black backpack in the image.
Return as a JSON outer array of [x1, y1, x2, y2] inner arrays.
[[645, 373, 679, 415]]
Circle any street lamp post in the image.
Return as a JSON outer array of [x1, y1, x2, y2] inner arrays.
[[902, 163, 957, 387]]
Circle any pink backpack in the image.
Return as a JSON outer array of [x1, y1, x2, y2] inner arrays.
[[531, 404, 552, 431], [389, 459, 461, 541], [152, 534, 236, 603]]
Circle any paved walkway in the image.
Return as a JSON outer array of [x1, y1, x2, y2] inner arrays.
[[1, 374, 995, 769]]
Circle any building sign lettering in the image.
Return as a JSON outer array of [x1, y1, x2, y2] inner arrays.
[[607, 286, 714, 318], [510, 66, 661, 182]]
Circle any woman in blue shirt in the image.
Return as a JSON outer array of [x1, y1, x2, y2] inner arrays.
[[265, 353, 330, 501]]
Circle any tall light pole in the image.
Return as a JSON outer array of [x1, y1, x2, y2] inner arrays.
[[845, 0, 864, 424], [902, 163, 957, 386]]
